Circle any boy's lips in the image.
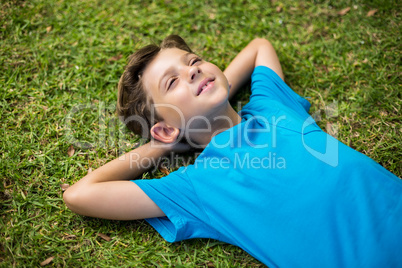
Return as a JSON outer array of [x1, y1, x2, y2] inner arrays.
[[197, 78, 215, 96]]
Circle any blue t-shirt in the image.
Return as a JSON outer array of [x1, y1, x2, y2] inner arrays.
[[134, 66, 402, 267]]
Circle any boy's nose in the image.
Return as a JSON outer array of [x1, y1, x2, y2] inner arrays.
[[188, 67, 201, 82]]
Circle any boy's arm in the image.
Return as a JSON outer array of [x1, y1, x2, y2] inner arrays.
[[224, 38, 284, 99], [63, 141, 185, 220]]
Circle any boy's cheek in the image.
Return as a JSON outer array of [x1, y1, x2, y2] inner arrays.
[[155, 106, 190, 129]]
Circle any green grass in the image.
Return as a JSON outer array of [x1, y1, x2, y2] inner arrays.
[[1, 0, 401, 266]]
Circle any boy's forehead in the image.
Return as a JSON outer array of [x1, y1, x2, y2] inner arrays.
[[143, 48, 192, 86], [151, 48, 191, 68]]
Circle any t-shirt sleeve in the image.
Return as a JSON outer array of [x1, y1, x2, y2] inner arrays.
[[132, 167, 219, 243], [250, 65, 311, 116]]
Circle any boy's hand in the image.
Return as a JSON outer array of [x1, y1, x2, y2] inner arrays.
[[150, 139, 191, 154]]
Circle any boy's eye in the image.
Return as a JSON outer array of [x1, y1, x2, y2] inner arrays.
[[167, 78, 177, 90], [190, 57, 201, 65]]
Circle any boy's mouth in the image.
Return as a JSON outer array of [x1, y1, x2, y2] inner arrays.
[[197, 78, 215, 96]]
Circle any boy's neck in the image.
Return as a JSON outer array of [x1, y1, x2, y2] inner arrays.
[[187, 102, 242, 147]]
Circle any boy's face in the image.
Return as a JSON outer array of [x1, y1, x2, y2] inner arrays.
[[142, 48, 230, 129]]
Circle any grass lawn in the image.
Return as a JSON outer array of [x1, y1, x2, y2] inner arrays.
[[1, 0, 400, 266]]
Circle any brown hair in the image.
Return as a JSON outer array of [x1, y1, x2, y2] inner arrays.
[[117, 35, 193, 137]]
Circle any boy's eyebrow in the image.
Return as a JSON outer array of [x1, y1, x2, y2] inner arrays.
[[158, 52, 194, 91]]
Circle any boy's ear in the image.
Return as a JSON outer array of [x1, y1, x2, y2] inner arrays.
[[150, 121, 180, 144]]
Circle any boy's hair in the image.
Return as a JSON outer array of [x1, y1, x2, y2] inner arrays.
[[117, 35, 193, 137]]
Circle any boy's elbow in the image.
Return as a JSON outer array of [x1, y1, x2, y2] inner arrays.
[[252, 38, 272, 47], [63, 186, 83, 215]]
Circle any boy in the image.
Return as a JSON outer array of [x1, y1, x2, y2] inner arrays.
[[64, 35, 402, 267]]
